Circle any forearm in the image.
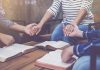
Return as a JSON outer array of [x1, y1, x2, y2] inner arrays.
[[83, 30, 100, 39], [0, 33, 4, 40], [76, 29, 100, 39], [38, 11, 54, 27], [61, 46, 74, 63], [9, 22, 25, 33], [74, 38, 100, 57], [0, 33, 15, 45], [71, 8, 87, 25]]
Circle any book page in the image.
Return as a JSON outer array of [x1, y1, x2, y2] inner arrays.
[[35, 41, 69, 48], [49, 41, 69, 48], [6, 44, 36, 53], [36, 50, 77, 68], [0, 43, 36, 62], [0, 47, 21, 62]]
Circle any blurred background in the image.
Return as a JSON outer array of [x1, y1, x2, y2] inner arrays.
[[1, 0, 100, 33]]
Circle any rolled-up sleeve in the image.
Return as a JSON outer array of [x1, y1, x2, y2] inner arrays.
[[83, 30, 100, 40], [0, 14, 14, 28], [47, 0, 61, 17], [73, 42, 93, 57], [81, 0, 93, 12]]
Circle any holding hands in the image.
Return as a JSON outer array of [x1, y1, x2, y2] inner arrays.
[[63, 23, 83, 37], [24, 23, 42, 36]]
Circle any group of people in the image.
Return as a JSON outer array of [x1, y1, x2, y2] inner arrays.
[[0, 0, 100, 70]]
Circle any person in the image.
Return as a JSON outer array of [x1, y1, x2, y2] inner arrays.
[[0, 0, 36, 46], [0, 16, 36, 46], [61, 25, 100, 70], [31, 0, 94, 45]]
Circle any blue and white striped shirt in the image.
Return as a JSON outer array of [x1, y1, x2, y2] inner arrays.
[[47, 0, 94, 24]]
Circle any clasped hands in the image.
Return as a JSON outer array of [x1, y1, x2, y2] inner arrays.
[[25, 23, 82, 37], [24, 23, 42, 36], [63, 23, 82, 37]]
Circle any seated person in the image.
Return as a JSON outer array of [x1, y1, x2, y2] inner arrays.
[[61, 24, 100, 64], [0, 0, 37, 46], [0, 10, 36, 46], [0, 14, 36, 46]]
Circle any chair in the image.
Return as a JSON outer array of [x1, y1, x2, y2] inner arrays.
[[89, 22, 100, 70], [90, 43, 100, 70]]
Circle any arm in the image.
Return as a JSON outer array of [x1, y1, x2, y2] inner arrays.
[[73, 39, 100, 57], [9, 22, 25, 32], [69, 26, 100, 40], [0, 33, 15, 46], [61, 46, 74, 63], [37, 10, 54, 28], [63, 9, 87, 36], [33, 0, 62, 35], [71, 0, 93, 25], [0, 13, 37, 36], [63, 0, 93, 36], [38, 0, 61, 27], [71, 9, 87, 25]]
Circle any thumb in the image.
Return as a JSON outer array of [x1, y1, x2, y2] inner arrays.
[[36, 28, 41, 35]]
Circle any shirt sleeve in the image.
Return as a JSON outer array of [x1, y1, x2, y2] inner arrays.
[[81, 0, 93, 12], [47, 0, 61, 17], [0, 14, 14, 28], [73, 42, 93, 57], [83, 30, 100, 40]]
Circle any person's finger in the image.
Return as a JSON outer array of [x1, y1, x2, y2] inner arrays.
[[25, 23, 38, 36], [67, 25, 74, 36], [64, 25, 71, 36], [29, 23, 39, 36], [67, 25, 72, 36], [63, 24, 66, 36], [36, 28, 41, 35], [68, 24, 79, 37], [67, 24, 75, 36], [31, 26, 39, 36]]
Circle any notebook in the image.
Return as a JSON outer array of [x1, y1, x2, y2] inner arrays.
[[35, 50, 78, 70], [0, 43, 37, 62], [35, 41, 69, 50]]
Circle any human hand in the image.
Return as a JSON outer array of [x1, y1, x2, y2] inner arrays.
[[68, 25, 83, 37], [61, 46, 73, 63], [24, 23, 38, 36], [0, 33, 15, 46], [33, 24, 43, 35], [63, 24, 75, 36]]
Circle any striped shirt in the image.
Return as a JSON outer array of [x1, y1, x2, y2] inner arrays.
[[47, 0, 94, 24]]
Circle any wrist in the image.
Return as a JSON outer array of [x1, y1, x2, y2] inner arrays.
[[22, 26, 26, 33], [78, 30, 83, 37], [38, 22, 44, 28]]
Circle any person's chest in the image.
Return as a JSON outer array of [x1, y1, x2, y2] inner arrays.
[[61, 0, 82, 11], [61, 0, 82, 7]]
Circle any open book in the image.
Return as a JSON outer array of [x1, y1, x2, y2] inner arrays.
[[35, 50, 78, 70], [0, 44, 37, 62], [35, 41, 69, 50]]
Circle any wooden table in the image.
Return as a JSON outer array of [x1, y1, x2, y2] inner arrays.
[[0, 41, 71, 70], [0, 41, 50, 70]]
